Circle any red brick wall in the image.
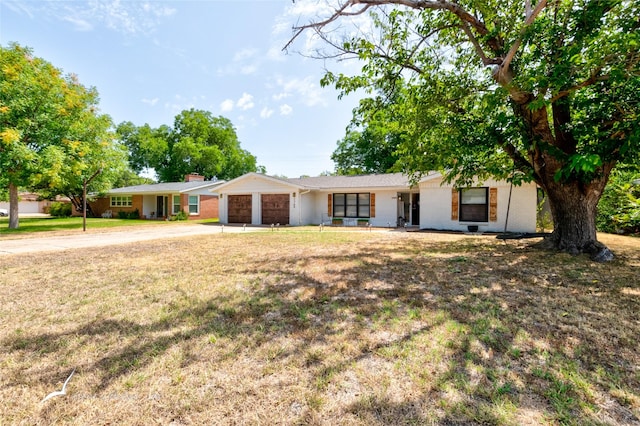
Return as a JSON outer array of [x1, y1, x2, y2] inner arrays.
[[89, 195, 142, 218], [197, 195, 219, 220], [182, 194, 218, 220]]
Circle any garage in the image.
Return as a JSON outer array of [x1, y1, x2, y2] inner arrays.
[[227, 195, 252, 224], [261, 194, 289, 225]]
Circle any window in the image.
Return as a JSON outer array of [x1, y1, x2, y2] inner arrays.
[[459, 188, 488, 222], [188, 195, 199, 215], [172, 195, 181, 215], [110, 196, 132, 207], [333, 193, 370, 218]]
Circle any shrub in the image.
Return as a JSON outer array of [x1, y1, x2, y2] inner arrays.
[[49, 202, 72, 217], [128, 209, 140, 219], [170, 210, 189, 221], [118, 211, 128, 219], [597, 167, 640, 235]]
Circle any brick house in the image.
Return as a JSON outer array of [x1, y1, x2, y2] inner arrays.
[[91, 174, 223, 220]]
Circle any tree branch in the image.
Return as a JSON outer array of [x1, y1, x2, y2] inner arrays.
[[548, 71, 608, 103], [496, 0, 547, 82], [461, 22, 502, 66], [285, 0, 491, 51]]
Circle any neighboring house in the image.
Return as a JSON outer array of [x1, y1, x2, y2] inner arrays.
[[0, 193, 61, 214], [213, 172, 538, 233], [91, 174, 224, 220]]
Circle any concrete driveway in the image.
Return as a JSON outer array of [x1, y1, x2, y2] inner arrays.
[[0, 223, 268, 255]]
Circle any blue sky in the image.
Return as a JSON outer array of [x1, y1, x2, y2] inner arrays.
[[0, 0, 365, 178]]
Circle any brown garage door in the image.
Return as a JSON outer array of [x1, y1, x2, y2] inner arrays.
[[261, 194, 289, 225], [228, 195, 252, 223]]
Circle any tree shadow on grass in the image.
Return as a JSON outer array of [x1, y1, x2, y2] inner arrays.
[[2, 235, 639, 424]]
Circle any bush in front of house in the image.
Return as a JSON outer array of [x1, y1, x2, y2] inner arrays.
[[170, 210, 189, 221], [49, 202, 72, 217], [117, 209, 140, 219]]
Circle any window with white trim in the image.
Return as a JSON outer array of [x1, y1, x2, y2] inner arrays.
[[459, 188, 488, 222], [110, 196, 132, 207], [172, 195, 181, 215], [188, 195, 199, 215]]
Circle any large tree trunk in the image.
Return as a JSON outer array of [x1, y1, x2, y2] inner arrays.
[[8, 182, 19, 229], [539, 175, 614, 262]]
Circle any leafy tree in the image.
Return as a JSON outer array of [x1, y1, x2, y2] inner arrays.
[[118, 109, 261, 182], [289, 0, 640, 260], [332, 97, 406, 174], [1, 43, 121, 228], [34, 110, 128, 217], [110, 169, 155, 188], [596, 164, 640, 235]]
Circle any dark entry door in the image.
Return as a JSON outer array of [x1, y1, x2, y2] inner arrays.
[[412, 193, 420, 226], [156, 196, 165, 218]]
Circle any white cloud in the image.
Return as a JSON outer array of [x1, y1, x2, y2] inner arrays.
[[272, 92, 290, 101], [142, 97, 159, 106], [218, 47, 262, 77], [237, 93, 255, 111], [233, 48, 258, 62], [220, 99, 235, 112], [9, 0, 176, 35], [62, 15, 93, 31], [275, 76, 327, 107], [260, 107, 274, 119], [266, 46, 287, 63], [280, 104, 293, 116], [240, 64, 258, 75]]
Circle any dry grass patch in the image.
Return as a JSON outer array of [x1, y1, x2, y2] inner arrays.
[[0, 230, 638, 425]]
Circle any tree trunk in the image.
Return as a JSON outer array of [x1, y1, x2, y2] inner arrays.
[[8, 182, 19, 229], [541, 178, 614, 262]]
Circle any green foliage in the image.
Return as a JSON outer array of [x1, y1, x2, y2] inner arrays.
[[597, 166, 640, 235], [128, 209, 140, 220], [49, 202, 73, 217], [110, 169, 155, 189], [0, 43, 127, 228], [117, 109, 261, 182], [116, 209, 140, 220], [301, 0, 639, 250], [170, 210, 189, 221]]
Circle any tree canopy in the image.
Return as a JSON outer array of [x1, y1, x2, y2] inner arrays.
[[290, 0, 640, 260], [1, 43, 124, 228], [331, 98, 405, 174], [117, 109, 262, 182]]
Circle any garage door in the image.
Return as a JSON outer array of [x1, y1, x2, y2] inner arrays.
[[228, 195, 252, 224], [261, 194, 289, 225]]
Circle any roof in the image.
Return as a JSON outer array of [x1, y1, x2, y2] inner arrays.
[[287, 172, 413, 189], [213, 171, 443, 193], [108, 180, 224, 195]]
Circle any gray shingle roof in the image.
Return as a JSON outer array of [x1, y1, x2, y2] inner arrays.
[[286, 172, 420, 189], [108, 180, 224, 194]]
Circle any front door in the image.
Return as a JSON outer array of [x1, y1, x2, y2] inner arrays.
[[156, 196, 165, 218], [412, 193, 420, 225]]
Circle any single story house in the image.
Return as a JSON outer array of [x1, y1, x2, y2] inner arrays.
[[91, 174, 223, 220], [213, 172, 538, 233], [0, 193, 61, 215]]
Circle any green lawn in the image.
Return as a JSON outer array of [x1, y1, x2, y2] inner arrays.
[[0, 216, 218, 235]]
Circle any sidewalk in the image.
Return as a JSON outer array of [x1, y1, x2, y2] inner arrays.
[[0, 223, 267, 255]]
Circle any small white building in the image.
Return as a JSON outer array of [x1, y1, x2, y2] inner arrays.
[[213, 172, 538, 233]]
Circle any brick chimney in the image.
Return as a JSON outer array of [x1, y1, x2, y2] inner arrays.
[[184, 173, 205, 182]]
